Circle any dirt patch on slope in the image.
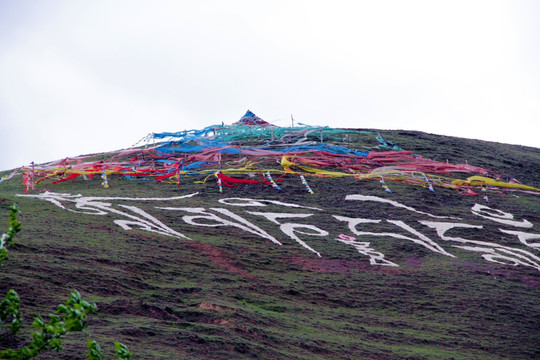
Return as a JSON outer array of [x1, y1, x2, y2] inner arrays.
[[288, 256, 419, 274], [185, 241, 256, 279]]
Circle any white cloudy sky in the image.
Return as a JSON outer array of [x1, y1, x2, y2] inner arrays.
[[1, 0, 539, 171]]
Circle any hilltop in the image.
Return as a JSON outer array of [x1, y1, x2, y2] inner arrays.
[[1, 119, 540, 359]]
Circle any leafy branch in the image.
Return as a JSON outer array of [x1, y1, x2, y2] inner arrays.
[[0, 205, 23, 337], [0, 205, 22, 265], [0, 290, 22, 335], [86, 341, 132, 360], [0, 205, 132, 359], [0, 290, 97, 359]]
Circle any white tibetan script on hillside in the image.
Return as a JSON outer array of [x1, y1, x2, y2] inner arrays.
[[16, 191, 540, 271]]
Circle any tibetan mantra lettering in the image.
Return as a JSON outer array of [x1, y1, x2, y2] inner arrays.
[[16, 192, 540, 271]]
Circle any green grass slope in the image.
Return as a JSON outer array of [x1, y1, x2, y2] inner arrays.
[[1, 130, 539, 359]]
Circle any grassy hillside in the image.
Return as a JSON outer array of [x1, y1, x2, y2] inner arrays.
[[1, 129, 539, 359]]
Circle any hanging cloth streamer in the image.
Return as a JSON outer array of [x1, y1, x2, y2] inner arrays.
[[52, 173, 81, 184], [453, 176, 540, 191], [23, 173, 30, 193], [0, 167, 21, 183], [214, 171, 268, 188], [175, 162, 183, 188]]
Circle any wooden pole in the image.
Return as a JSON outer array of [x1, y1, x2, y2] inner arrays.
[[30, 161, 35, 191]]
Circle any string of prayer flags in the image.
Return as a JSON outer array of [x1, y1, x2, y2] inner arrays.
[[216, 171, 223, 193], [380, 178, 392, 193], [266, 171, 282, 190], [101, 173, 109, 188], [423, 174, 435, 192], [300, 174, 314, 194], [481, 185, 488, 202]]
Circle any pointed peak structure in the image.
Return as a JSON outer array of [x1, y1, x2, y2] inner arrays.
[[232, 110, 276, 127]]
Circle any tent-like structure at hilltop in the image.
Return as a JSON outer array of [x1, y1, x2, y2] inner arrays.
[[232, 110, 275, 127]]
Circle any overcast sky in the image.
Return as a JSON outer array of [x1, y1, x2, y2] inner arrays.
[[1, 0, 539, 171]]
